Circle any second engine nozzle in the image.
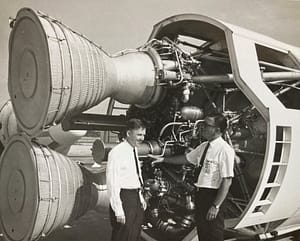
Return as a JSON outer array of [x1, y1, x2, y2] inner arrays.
[[8, 8, 163, 137]]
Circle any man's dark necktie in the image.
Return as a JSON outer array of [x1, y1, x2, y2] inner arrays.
[[193, 142, 210, 183], [133, 148, 143, 187]]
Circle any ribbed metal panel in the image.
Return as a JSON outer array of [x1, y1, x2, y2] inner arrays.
[[8, 8, 160, 137], [43, 17, 107, 118], [33, 140, 87, 240], [48, 20, 73, 123], [0, 134, 89, 241], [31, 142, 86, 239], [39, 16, 63, 125], [0, 101, 19, 145], [0, 101, 11, 144]]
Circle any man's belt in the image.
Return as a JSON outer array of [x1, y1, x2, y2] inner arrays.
[[194, 186, 218, 192], [121, 188, 141, 192]]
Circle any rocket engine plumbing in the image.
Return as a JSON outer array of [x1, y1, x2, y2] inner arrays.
[[1, 7, 300, 241], [124, 39, 267, 237]]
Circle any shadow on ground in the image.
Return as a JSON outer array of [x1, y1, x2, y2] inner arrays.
[[44, 209, 112, 241], [0, 208, 112, 241]]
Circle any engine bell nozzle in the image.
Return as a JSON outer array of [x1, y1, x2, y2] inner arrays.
[[8, 8, 164, 136]]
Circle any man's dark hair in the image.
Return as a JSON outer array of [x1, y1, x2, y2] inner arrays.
[[209, 114, 228, 133], [126, 118, 146, 131]]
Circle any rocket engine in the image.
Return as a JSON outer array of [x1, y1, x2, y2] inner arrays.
[[1, 7, 300, 241], [7, 8, 163, 137], [0, 100, 87, 154]]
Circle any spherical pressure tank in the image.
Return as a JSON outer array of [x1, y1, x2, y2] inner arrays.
[[0, 134, 90, 241]]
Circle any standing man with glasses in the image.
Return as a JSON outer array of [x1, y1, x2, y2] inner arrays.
[[151, 114, 235, 241], [107, 118, 147, 241]]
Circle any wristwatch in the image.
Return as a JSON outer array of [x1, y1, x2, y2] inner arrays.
[[213, 203, 220, 209]]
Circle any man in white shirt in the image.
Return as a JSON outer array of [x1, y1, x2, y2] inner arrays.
[[107, 119, 147, 241], [151, 114, 234, 241]]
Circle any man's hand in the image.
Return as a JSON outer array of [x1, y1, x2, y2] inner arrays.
[[141, 198, 147, 210], [116, 214, 126, 224], [148, 154, 164, 166], [139, 191, 147, 210], [206, 205, 220, 221]]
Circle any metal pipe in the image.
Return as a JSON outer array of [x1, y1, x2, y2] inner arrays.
[[61, 113, 127, 131], [192, 71, 300, 84], [159, 122, 187, 140], [259, 61, 300, 72], [137, 141, 171, 156], [192, 74, 233, 83], [262, 72, 300, 82], [274, 80, 300, 96]]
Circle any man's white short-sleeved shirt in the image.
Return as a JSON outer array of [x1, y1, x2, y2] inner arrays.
[[186, 137, 235, 189]]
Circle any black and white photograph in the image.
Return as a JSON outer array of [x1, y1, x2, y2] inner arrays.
[[0, 1, 300, 241]]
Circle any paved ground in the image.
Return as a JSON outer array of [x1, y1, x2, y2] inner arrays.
[[43, 208, 112, 241], [0, 209, 297, 241], [0, 208, 112, 241]]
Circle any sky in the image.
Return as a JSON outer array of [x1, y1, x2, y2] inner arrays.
[[0, 0, 300, 111]]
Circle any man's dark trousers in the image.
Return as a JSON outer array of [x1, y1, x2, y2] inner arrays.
[[195, 188, 224, 241], [109, 189, 144, 241]]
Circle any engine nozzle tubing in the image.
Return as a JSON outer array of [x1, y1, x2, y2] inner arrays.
[[159, 122, 187, 140], [8, 8, 164, 136], [191, 71, 300, 84]]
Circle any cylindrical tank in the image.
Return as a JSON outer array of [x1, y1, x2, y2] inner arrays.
[[0, 134, 91, 241], [8, 8, 163, 137], [180, 106, 204, 121]]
